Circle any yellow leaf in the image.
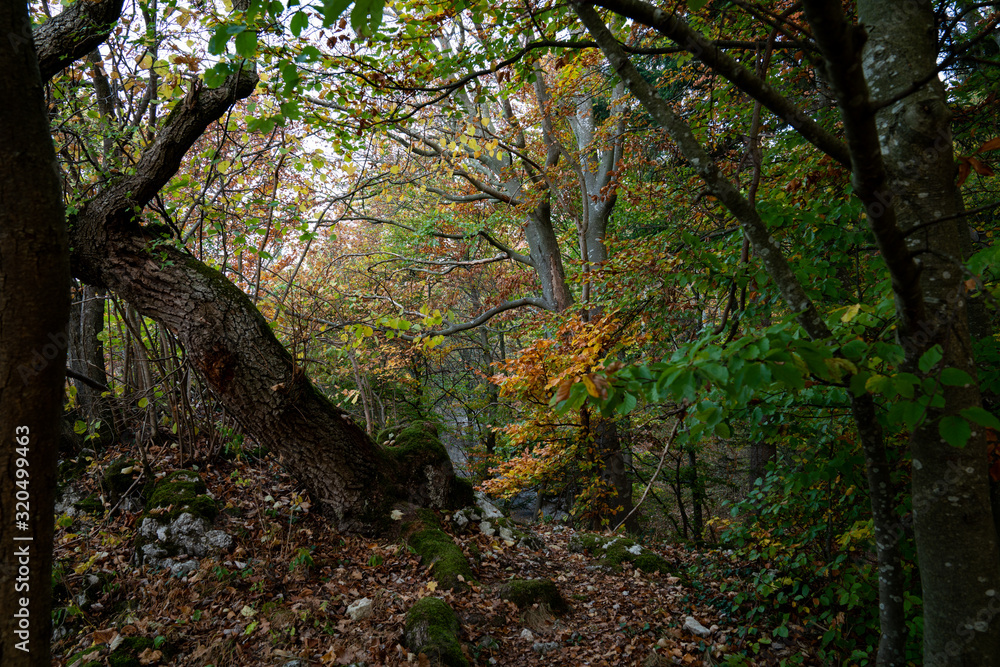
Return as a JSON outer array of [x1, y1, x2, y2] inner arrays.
[[426, 581, 438, 592], [138, 53, 154, 70], [840, 304, 861, 323], [390, 165, 401, 175], [582, 375, 599, 398]]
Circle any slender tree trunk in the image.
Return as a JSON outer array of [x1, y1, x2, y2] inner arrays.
[[0, 3, 70, 663]]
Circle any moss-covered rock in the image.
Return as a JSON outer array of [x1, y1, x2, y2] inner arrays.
[[107, 637, 154, 667], [146, 470, 216, 522], [568, 533, 673, 574], [408, 526, 475, 591], [379, 424, 472, 511], [403, 596, 468, 667], [497, 578, 568, 614], [101, 458, 141, 506], [73, 494, 105, 516]]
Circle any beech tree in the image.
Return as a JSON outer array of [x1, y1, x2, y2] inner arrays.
[[0, 2, 72, 664]]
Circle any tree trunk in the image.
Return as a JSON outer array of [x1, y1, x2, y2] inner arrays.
[[0, 2, 70, 663], [849, 2, 1000, 663], [68, 284, 109, 420]]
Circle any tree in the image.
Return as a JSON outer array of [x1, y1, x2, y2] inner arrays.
[[0, 2, 71, 664]]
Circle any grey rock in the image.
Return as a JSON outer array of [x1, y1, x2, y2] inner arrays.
[[475, 491, 504, 519], [347, 597, 373, 621], [170, 559, 199, 578], [533, 642, 560, 654], [684, 616, 711, 638]]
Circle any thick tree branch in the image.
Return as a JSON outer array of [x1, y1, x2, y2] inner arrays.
[[34, 0, 124, 83], [72, 71, 259, 285], [587, 0, 851, 167]]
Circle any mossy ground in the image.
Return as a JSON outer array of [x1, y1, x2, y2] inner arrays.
[[497, 578, 568, 613], [569, 533, 673, 574], [146, 470, 217, 522], [403, 596, 468, 667], [107, 637, 154, 667]]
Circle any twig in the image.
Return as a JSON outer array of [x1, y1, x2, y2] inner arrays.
[[614, 405, 686, 533]]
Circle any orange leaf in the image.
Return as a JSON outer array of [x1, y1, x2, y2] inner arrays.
[[975, 137, 1000, 154], [968, 156, 995, 176], [957, 159, 971, 187], [554, 379, 573, 404]]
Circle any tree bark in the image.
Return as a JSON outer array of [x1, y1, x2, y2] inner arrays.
[[847, 1, 1000, 663], [0, 2, 71, 663]]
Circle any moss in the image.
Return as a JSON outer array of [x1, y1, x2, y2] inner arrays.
[[408, 527, 475, 591], [107, 637, 155, 667], [146, 471, 217, 522], [66, 646, 105, 667], [497, 578, 568, 614], [417, 508, 442, 527], [101, 458, 139, 503], [568, 533, 673, 574], [58, 455, 89, 484], [382, 425, 451, 470], [403, 596, 468, 667], [73, 494, 105, 515]]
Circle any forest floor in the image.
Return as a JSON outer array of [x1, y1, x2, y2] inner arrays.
[[51, 441, 821, 666]]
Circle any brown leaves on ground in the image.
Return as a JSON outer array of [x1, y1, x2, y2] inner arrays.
[[51, 442, 815, 666]]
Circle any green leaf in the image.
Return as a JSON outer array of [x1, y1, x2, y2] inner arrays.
[[367, 0, 386, 33], [865, 374, 892, 395], [138, 397, 149, 409], [890, 372, 920, 399], [73, 420, 88, 435], [208, 27, 231, 55], [840, 339, 867, 361], [203, 63, 233, 88], [960, 406, 1000, 430], [918, 345, 943, 373], [715, 422, 732, 438], [234, 30, 258, 58], [290, 11, 309, 37], [940, 367, 974, 387], [688, 0, 709, 10], [617, 392, 637, 415], [939, 415, 972, 448], [322, 0, 353, 26]]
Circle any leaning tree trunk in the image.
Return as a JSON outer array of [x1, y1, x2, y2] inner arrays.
[[0, 2, 70, 664], [66, 73, 457, 531]]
